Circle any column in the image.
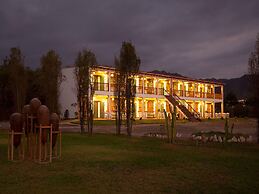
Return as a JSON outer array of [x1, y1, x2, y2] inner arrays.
[[142, 77, 145, 94], [193, 82, 197, 98], [203, 101, 206, 118], [135, 99, 139, 118], [108, 71, 111, 92], [142, 97, 145, 119], [183, 81, 185, 97], [170, 78, 173, 95], [204, 84, 207, 98], [213, 85, 215, 99], [212, 102, 215, 118], [107, 95, 111, 119]]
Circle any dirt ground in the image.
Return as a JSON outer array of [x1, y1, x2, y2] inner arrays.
[[1, 118, 257, 142], [60, 118, 258, 141]]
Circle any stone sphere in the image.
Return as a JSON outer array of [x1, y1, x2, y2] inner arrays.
[[37, 105, 50, 144], [10, 113, 23, 148], [29, 98, 41, 115]]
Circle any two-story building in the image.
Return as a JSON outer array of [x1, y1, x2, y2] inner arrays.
[[59, 65, 226, 120]]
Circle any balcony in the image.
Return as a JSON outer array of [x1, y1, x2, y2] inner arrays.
[[215, 93, 222, 99], [206, 93, 214, 98], [173, 90, 184, 97], [157, 88, 164, 95], [194, 92, 205, 98], [135, 86, 143, 94], [185, 91, 194, 97], [144, 87, 156, 95], [92, 82, 222, 100], [93, 82, 109, 91], [143, 87, 165, 95]]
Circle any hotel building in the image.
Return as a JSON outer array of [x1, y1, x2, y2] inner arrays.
[[59, 65, 226, 120]]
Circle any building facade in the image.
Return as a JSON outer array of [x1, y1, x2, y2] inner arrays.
[[59, 65, 226, 120]]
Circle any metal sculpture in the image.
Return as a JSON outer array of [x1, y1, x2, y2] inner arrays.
[[50, 113, 62, 158], [8, 98, 62, 164], [8, 113, 24, 160], [50, 113, 59, 147], [23, 105, 31, 135], [37, 105, 50, 144], [36, 105, 52, 163], [30, 98, 41, 115]]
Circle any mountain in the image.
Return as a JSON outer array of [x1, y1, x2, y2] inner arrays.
[[205, 75, 251, 100], [150, 70, 185, 78]]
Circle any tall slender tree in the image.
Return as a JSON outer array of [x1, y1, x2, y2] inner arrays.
[[248, 33, 259, 143], [115, 42, 140, 136], [115, 57, 125, 135], [40, 50, 62, 113], [5, 48, 27, 112], [74, 49, 97, 134], [0, 58, 13, 119]]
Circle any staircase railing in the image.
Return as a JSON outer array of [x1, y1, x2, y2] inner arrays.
[[164, 89, 201, 120]]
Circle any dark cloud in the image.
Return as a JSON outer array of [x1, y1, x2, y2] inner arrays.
[[0, 0, 259, 78]]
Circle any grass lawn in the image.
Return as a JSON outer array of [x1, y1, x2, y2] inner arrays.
[[0, 132, 259, 194]]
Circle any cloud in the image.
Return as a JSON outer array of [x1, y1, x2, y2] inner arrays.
[[0, 0, 258, 78]]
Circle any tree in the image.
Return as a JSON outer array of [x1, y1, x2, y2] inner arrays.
[[26, 67, 44, 103], [114, 57, 125, 135], [115, 42, 140, 136], [248, 33, 259, 143], [225, 91, 238, 107], [74, 49, 97, 134], [40, 50, 62, 113], [5, 48, 27, 112], [0, 58, 13, 119], [224, 91, 238, 117]]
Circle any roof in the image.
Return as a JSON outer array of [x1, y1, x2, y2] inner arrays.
[[63, 64, 224, 85]]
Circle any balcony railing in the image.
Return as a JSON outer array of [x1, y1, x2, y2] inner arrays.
[[185, 91, 194, 97], [92, 82, 222, 99], [215, 93, 222, 99], [206, 93, 214, 98], [93, 82, 109, 91], [157, 88, 164, 95], [144, 87, 156, 94], [143, 87, 165, 95], [135, 86, 143, 94], [194, 92, 204, 98], [173, 90, 184, 96]]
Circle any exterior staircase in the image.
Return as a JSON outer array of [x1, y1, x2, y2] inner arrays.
[[164, 92, 201, 122]]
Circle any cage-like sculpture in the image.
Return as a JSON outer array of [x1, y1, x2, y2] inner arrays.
[[8, 113, 25, 161], [8, 98, 62, 164], [50, 113, 62, 159]]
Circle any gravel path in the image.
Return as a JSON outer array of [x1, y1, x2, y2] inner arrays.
[[60, 118, 257, 141]]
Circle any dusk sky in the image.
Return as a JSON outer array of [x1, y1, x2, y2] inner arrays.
[[0, 0, 259, 79]]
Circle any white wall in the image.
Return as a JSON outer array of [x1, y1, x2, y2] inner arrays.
[[59, 67, 77, 118]]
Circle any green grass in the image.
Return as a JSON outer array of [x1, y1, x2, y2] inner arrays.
[[0, 132, 259, 193]]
